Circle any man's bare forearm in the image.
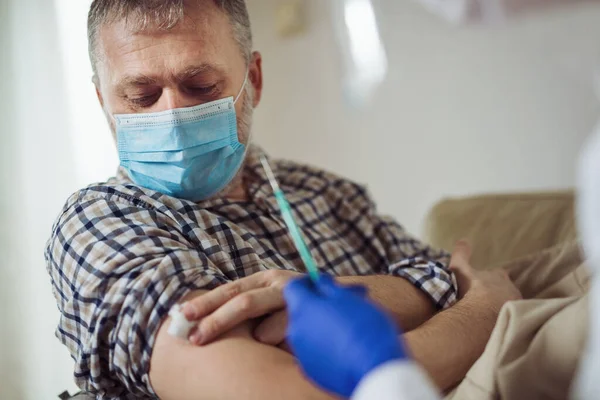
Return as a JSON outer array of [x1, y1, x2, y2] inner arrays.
[[403, 291, 498, 392], [338, 275, 436, 331]]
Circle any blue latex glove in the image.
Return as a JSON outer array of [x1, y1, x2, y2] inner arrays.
[[284, 274, 408, 398]]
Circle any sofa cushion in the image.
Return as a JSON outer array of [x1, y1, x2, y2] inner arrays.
[[422, 191, 576, 269]]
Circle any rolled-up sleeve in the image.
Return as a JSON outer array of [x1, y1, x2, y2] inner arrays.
[[45, 190, 228, 398], [334, 180, 457, 310], [374, 214, 457, 310]]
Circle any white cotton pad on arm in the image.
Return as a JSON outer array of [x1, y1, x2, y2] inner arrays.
[[167, 304, 197, 340]]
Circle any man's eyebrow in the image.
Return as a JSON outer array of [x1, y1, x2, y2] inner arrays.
[[116, 75, 158, 91], [176, 64, 227, 82], [116, 64, 227, 92]]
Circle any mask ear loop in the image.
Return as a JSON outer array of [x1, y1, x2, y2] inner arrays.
[[234, 70, 250, 105]]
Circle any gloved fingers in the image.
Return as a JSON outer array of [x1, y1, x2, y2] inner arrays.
[[315, 274, 344, 297], [344, 284, 369, 298], [315, 273, 336, 287], [317, 276, 369, 300], [314, 275, 368, 298], [284, 275, 320, 310], [284, 274, 363, 308]]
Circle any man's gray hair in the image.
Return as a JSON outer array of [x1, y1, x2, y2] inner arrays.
[[88, 0, 253, 76]]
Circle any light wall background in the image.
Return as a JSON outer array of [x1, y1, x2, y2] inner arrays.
[[0, 0, 599, 399], [248, 0, 600, 234]]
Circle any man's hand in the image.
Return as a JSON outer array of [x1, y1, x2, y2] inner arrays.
[[404, 240, 523, 391], [254, 310, 290, 348], [182, 270, 301, 345], [449, 240, 522, 309]]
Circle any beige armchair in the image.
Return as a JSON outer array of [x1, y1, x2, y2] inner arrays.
[[422, 191, 577, 269]]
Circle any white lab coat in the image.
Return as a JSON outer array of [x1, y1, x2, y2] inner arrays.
[[351, 361, 440, 400], [573, 276, 600, 400], [572, 122, 600, 400]]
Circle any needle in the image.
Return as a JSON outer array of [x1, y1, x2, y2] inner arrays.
[[260, 155, 320, 283]]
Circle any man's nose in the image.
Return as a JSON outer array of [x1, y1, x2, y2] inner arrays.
[[159, 89, 198, 111]]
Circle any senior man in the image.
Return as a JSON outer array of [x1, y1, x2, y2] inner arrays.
[[45, 1, 520, 399]]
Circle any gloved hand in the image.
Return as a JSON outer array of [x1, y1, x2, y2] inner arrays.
[[284, 274, 408, 398]]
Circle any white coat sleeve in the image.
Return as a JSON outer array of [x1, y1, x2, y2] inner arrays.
[[352, 361, 441, 400], [572, 119, 600, 400]]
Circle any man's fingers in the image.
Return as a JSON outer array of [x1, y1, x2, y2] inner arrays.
[[183, 274, 265, 320], [449, 240, 476, 299], [254, 310, 288, 345], [451, 240, 472, 263], [501, 264, 518, 281], [449, 240, 473, 273], [190, 286, 286, 345]]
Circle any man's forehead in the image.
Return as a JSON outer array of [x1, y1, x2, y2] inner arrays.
[[100, 0, 222, 39], [96, 2, 239, 81]]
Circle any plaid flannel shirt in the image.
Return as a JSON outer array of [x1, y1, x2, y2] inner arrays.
[[45, 146, 457, 399]]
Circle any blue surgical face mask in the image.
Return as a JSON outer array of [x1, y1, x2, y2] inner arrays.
[[114, 73, 249, 202]]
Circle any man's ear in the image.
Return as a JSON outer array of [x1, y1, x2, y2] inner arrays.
[[248, 51, 263, 108], [93, 75, 117, 139], [93, 76, 105, 109]]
